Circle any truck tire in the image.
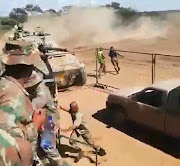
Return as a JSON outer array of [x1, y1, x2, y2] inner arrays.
[[106, 104, 127, 126], [76, 68, 87, 86]]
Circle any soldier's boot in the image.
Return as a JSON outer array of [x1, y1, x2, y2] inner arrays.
[[94, 146, 106, 156]]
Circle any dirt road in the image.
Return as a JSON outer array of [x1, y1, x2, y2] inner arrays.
[[59, 87, 180, 166], [58, 37, 180, 166], [72, 37, 180, 89], [0, 32, 180, 166]]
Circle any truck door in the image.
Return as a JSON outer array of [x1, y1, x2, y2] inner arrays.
[[165, 87, 180, 138], [129, 88, 166, 132]]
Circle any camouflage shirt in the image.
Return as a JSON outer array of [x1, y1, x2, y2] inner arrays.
[[0, 128, 33, 166], [30, 82, 60, 125], [0, 76, 37, 142]]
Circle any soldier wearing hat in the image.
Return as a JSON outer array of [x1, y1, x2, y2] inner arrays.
[[0, 41, 46, 166], [24, 71, 69, 166], [12, 23, 24, 40]]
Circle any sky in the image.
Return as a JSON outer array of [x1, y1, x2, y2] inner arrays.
[[0, 0, 180, 16]]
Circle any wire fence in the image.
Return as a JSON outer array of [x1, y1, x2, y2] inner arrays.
[[73, 47, 180, 89]]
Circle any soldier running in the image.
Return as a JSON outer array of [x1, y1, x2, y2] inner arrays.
[[108, 47, 123, 74], [97, 48, 106, 77], [60, 102, 105, 162], [13, 23, 24, 40]]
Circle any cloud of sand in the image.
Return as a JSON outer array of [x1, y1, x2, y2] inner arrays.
[[24, 7, 169, 47]]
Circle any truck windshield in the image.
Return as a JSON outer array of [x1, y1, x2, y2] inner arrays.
[[133, 89, 164, 107]]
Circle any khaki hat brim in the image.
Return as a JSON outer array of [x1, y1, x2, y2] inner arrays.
[[0, 50, 49, 75]]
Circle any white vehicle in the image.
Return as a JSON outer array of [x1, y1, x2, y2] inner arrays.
[[12, 26, 87, 88]]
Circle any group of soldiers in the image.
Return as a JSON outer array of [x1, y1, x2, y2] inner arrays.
[[97, 47, 123, 78], [0, 24, 105, 165], [0, 40, 63, 166]]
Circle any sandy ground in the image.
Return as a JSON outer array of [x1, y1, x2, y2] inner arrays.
[[0, 34, 180, 166], [59, 88, 180, 166], [72, 37, 180, 89], [58, 37, 180, 166]]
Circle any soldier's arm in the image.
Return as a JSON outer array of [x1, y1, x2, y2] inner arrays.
[[24, 110, 46, 142], [117, 52, 124, 57], [59, 106, 70, 113]]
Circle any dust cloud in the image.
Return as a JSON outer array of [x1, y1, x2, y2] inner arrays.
[[24, 7, 175, 47]]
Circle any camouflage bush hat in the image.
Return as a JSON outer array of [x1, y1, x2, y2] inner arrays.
[[0, 41, 37, 65], [0, 41, 48, 73], [0, 40, 49, 75], [24, 71, 42, 88]]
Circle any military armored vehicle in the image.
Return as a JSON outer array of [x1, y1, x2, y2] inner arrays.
[[9, 26, 87, 88], [39, 45, 87, 88]]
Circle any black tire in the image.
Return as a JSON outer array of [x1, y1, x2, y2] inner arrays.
[[76, 68, 87, 86], [106, 104, 127, 126]]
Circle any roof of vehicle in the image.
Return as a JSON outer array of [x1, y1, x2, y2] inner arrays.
[[110, 79, 180, 97], [152, 79, 180, 92]]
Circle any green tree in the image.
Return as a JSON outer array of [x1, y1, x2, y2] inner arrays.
[[9, 8, 28, 23], [32, 5, 43, 13], [111, 2, 120, 10], [105, 2, 138, 25], [25, 4, 34, 12], [0, 17, 18, 30]]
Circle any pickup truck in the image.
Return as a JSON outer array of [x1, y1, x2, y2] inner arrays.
[[106, 80, 180, 138]]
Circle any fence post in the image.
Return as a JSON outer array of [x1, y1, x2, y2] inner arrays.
[[152, 54, 154, 84], [151, 54, 156, 84], [154, 54, 156, 83], [95, 48, 99, 84]]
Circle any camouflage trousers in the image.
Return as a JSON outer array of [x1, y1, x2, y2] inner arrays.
[[69, 130, 98, 150], [42, 147, 70, 166], [33, 135, 70, 166], [0, 129, 33, 166]]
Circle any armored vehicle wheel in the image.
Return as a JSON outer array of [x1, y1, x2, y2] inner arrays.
[[75, 68, 87, 86]]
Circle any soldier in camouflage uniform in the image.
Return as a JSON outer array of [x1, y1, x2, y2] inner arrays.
[[13, 23, 24, 40], [0, 41, 46, 166], [25, 71, 70, 166], [60, 102, 102, 162], [0, 129, 33, 166]]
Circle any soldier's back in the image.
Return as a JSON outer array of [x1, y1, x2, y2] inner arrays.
[[0, 76, 33, 127]]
